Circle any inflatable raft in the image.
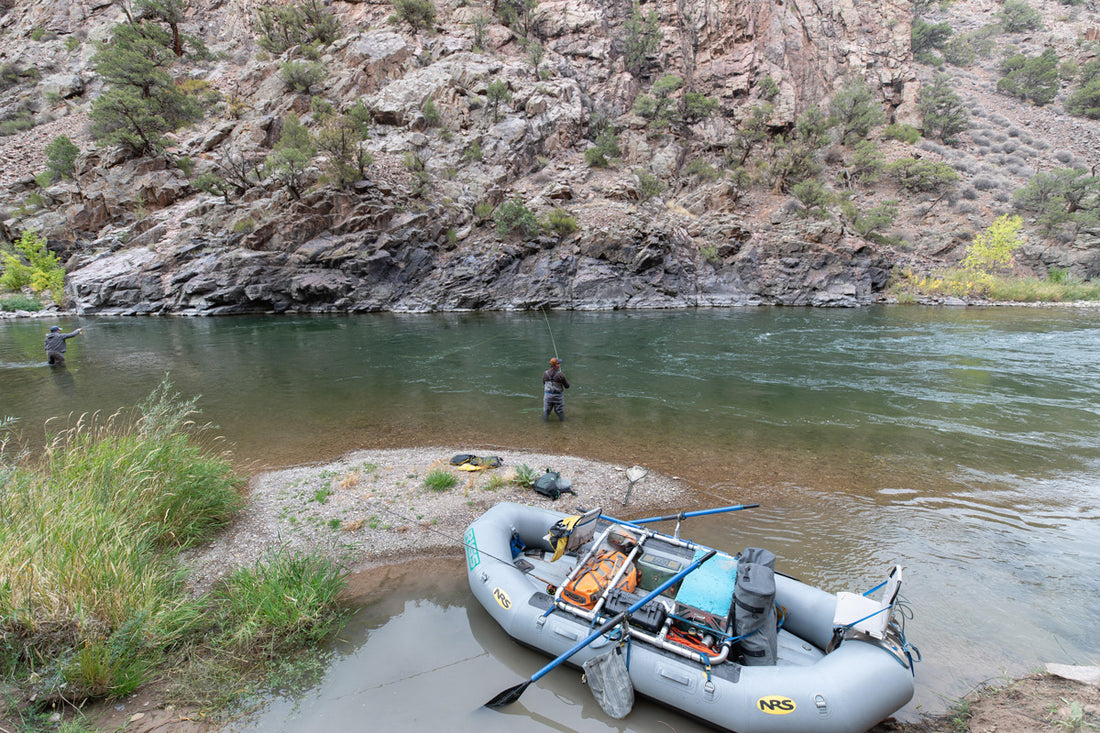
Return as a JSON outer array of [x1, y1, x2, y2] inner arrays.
[[466, 502, 918, 733]]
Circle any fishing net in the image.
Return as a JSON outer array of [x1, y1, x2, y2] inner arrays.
[[583, 646, 634, 719]]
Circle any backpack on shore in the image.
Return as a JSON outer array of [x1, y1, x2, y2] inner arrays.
[[532, 470, 574, 500]]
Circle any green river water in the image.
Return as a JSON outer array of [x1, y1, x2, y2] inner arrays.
[[2, 307, 1098, 731]]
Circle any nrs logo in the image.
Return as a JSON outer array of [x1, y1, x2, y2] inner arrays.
[[756, 695, 796, 715], [492, 587, 512, 610]]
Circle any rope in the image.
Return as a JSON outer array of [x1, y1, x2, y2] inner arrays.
[[374, 506, 559, 588]]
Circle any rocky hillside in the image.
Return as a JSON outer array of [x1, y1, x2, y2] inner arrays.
[[0, 0, 1098, 314]]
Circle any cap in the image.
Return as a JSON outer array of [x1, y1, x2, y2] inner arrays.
[[50, 326, 61, 332], [550, 358, 560, 366]]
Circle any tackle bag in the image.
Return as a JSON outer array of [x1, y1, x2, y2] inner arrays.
[[532, 470, 574, 500], [562, 549, 638, 608], [734, 547, 778, 666]]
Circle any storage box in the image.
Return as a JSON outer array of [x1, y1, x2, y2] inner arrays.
[[636, 543, 693, 594], [673, 549, 738, 632]]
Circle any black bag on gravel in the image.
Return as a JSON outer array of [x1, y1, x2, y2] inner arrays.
[[532, 470, 575, 500]]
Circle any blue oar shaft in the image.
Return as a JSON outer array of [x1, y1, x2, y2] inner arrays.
[[614, 503, 760, 525]]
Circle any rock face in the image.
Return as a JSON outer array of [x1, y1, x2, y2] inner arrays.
[[0, 0, 1028, 315]]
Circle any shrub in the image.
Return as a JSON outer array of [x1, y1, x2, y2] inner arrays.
[[0, 293, 42, 311], [681, 91, 718, 125], [44, 135, 81, 182], [1065, 60, 1100, 119], [512, 463, 538, 487], [919, 73, 970, 145], [843, 199, 898, 238], [998, 0, 1043, 33], [464, 138, 483, 162], [485, 79, 511, 122], [280, 60, 326, 93], [685, 158, 720, 181], [962, 213, 1024, 273], [584, 127, 620, 168], [884, 123, 920, 144], [392, 0, 436, 31], [315, 116, 372, 190], [623, 2, 661, 76], [911, 18, 953, 64], [1013, 167, 1100, 235], [791, 179, 832, 217], [542, 207, 579, 237], [422, 96, 441, 127], [1, 230, 65, 301], [829, 76, 885, 145], [494, 196, 539, 238], [997, 48, 1060, 106], [255, 0, 340, 54], [266, 112, 316, 198], [423, 468, 457, 492], [887, 158, 958, 192], [636, 169, 663, 200]]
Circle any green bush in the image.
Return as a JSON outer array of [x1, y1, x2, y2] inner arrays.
[[622, 2, 661, 76], [584, 127, 620, 168], [1, 230, 65, 300], [997, 48, 1060, 106], [423, 468, 458, 492], [0, 293, 42, 311], [1013, 167, 1100, 236], [829, 76, 885, 145], [636, 169, 663, 200], [998, 0, 1043, 32], [513, 463, 538, 487], [887, 158, 958, 192], [1065, 60, 1100, 119], [911, 18, 953, 64], [280, 60, 326, 93], [884, 123, 920, 144], [542, 207, 579, 237], [44, 135, 81, 182], [392, 0, 437, 31], [255, 0, 340, 54], [919, 73, 969, 145], [791, 179, 832, 218], [494, 196, 539, 238], [486, 79, 512, 122]]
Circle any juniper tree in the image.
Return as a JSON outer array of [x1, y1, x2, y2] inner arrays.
[[919, 73, 969, 146], [829, 76, 885, 146]]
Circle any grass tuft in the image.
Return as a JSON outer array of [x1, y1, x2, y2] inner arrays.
[[423, 468, 457, 492]]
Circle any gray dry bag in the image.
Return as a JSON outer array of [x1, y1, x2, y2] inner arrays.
[[734, 548, 778, 666]]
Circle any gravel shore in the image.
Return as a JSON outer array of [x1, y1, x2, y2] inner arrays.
[[184, 447, 692, 593]]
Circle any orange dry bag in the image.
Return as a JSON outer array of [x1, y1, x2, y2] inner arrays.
[[561, 549, 638, 608]]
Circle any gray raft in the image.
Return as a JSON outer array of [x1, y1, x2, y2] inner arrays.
[[466, 502, 917, 733]]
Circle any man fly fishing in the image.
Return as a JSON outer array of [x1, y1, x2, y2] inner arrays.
[[542, 357, 570, 421], [44, 325, 82, 367]]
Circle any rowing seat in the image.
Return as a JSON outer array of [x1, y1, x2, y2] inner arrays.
[[546, 507, 601, 561], [832, 565, 903, 640]]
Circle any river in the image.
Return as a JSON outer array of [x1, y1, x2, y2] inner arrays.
[[2, 307, 1098, 730]]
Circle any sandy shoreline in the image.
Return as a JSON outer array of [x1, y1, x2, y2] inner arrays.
[[183, 447, 693, 593]]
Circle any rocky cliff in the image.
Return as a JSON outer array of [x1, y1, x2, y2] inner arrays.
[[0, 0, 1097, 314]]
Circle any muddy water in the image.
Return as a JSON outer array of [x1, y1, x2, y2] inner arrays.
[[3, 307, 1099, 729]]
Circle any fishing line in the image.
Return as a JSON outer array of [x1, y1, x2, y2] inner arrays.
[[540, 305, 559, 361], [374, 506, 560, 587]]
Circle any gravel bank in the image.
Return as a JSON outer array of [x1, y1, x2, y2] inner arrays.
[[184, 447, 692, 593]]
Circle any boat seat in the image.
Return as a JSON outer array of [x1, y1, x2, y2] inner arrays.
[[546, 507, 602, 561], [832, 565, 902, 640]]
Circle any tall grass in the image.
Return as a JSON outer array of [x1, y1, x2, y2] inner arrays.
[[0, 379, 347, 712]]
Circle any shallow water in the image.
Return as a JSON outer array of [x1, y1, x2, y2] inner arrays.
[[3, 307, 1098, 728]]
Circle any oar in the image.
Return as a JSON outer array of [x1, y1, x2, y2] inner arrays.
[[604, 503, 760, 526], [484, 548, 718, 709]]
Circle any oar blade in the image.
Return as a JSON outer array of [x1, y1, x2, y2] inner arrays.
[[485, 680, 531, 709]]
